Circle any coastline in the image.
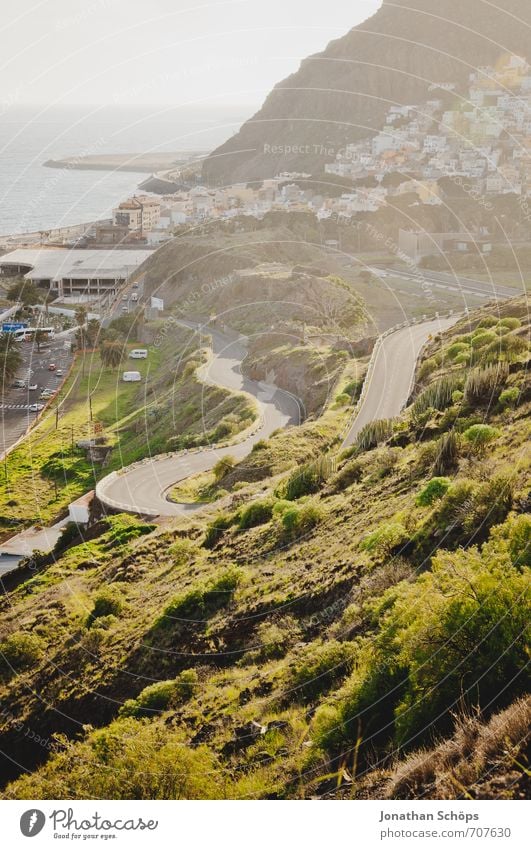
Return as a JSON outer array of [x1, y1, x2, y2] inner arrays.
[[43, 150, 208, 173]]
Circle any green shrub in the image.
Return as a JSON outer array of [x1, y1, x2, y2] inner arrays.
[[213, 455, 237, 481], [459, 474, 514, 538], [490, 514, 531, 568], [471, 330, 497, 349], [168, 538, 198, 566], [463, 424, 501, 456], [6, 718, 224, 799], [331, 458, 364, 491], [446, 342, 470, 360], [245, 618, 299, 663], [238, 499, 275, 530], [498, 387, 521, 409], [279, 502, 322, 540], [88, 586, 124, 626], [54, 522, 80, 554], [361, 522, 409, 557], [203, 511, 237, 549], [282, 454, 335, 501], [464, 364, 509, 405], [104, 520, 156, 549], [0, 632, 43, 680], [477, 316, 498, 329], [498, 317, 522, 331], [485, 334, 527, 364], [335, 393, 351, 407], [355, 419, 394, 452], [314, 526, 530, 753], [287, 641, 355, 701], [119, 670, 198, 718], [344, 379, 363, 403], [418, 358, 438, 380], [157, 568, 242, 628], [416, 477, 451, 507]]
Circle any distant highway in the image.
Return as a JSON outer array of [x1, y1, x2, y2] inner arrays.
[[342, 315, 461, 447], [369, 266, 520, 302]]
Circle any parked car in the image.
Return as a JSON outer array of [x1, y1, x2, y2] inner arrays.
[[13, 379, 26, 388], [131, 293, 138, 302], [122, 293, 129, 301], [130, 349, 148, 359], [48, 363, 57, 371], [29, 403, 44, 412], [122, 371, 142, 382], [28, 384, 38, 391], [56, 369, 64, 376]]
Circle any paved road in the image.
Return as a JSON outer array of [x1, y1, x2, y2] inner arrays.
[[370, 266, 520, 302], [0, 520, 67, 574], [97, 325, 301, 517], [0, 338, 73, 458], [342, 315, 461, 447]]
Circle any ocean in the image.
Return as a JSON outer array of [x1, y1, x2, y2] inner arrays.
[[0, 104, 248, 236]]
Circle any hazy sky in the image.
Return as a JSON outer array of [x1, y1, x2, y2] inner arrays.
[[1, 0, 382, 109]]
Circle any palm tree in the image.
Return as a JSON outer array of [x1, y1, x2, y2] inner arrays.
[[85, 319, 101, 349], [101, 341, 124, 370], [75, 306, 88, 328], [0, 334, 23, 388], [34, 328, 49, 353]]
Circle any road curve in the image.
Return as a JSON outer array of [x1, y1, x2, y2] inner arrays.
[[342, 315, 461, 447], [96, 326, 301, 517]]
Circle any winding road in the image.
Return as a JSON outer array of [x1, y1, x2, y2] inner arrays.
[[342, 314, 460, 447], [96, 325, 301, 517], [96, 314, 461, 518]]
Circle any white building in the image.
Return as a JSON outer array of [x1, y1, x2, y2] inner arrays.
[[0, 248, 153, 298]]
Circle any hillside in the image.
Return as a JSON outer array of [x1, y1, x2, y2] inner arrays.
[[203, 0, 531, 185], [0, 296, 529, 799]]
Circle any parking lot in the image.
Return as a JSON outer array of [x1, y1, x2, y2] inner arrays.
[[0, 336, 74, 456]]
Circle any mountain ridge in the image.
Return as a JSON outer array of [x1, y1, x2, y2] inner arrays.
[[202, 0, 531, 185]]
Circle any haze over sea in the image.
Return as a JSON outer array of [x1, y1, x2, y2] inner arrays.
[[0, 105, 247, 236]]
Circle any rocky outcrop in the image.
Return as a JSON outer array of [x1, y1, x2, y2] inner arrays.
[[202, 0, 531, 185]]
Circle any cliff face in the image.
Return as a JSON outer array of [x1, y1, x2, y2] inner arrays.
[[202, 0, 531, 185]]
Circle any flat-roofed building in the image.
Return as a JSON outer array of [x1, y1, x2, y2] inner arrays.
[[0, 247, 153, 298]]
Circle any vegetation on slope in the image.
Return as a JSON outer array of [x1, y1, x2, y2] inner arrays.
[[0, 298, 529, 799]]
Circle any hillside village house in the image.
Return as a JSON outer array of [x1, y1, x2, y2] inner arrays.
[[112, 196, 161, 233]]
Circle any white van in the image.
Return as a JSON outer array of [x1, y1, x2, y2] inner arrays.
[[130, 349, 148, 359], [122, 371, 142, 382]]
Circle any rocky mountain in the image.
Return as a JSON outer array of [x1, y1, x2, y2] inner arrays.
[[202, 0, 531, 185]]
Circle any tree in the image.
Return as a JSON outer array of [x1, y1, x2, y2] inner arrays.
[[100, 341, 124, 369], [6, 278, 43, 306], [75, 305, 88, 326], [34, 329, 49, 353], [0, 334, 23, 387], [85, 319, 101, 349]]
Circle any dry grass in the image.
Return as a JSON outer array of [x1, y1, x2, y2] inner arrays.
[[383, 697, 531, 800]]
